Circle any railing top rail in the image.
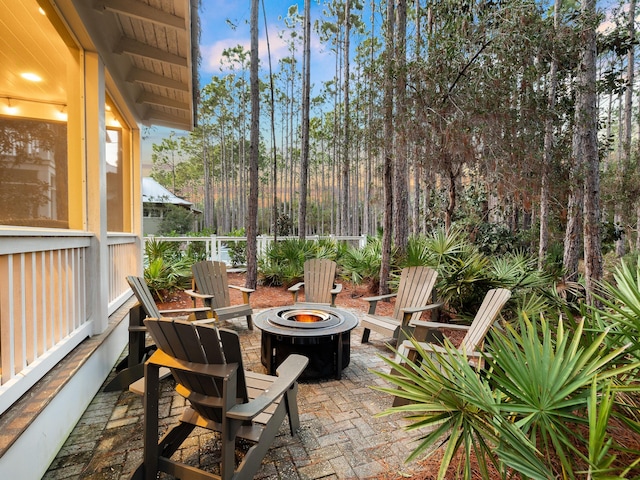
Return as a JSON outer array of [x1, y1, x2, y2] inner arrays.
[[0, 227, 92, 238]]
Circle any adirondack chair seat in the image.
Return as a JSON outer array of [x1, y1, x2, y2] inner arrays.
[[360, 266, 440, 348], [288, 258, 343, 307], [187, 260, 254, 330], [129, 318, 308, 480], [360, 303, 443, 340]]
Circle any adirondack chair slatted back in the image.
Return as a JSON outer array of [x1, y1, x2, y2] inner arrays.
[[304, 259, 337, 304], [392, 266, 439, 323], [192, 260, 231, 309], [460, 288, 511, 353], [126, 275, 162, 318], [144, 318, 249, 424]]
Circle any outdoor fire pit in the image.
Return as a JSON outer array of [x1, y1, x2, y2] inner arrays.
[[254, 304, 359, 380]]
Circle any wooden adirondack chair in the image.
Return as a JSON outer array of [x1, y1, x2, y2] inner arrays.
[[129, 317, 308, 480], [187, 260, 255, 330], [127, 275, 211, 321], [360, 266, 441, 348], [288, 258, 343, 307], [103, 276, 212, 392], [391, 288, 511, 406]]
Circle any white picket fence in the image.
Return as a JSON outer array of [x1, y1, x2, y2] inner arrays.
[[144, 234, 368, 266]]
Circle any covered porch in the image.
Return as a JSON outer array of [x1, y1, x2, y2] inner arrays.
[[0, 0, 198, 477]]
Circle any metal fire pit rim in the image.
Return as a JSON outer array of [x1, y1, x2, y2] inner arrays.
[[267, 305, 344, 330]]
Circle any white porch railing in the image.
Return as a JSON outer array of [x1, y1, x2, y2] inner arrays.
[[0, 230, 140, 416], [107, 234, 138, 315], [0, 230, 92, 415]]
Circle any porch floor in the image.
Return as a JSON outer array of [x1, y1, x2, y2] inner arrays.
[[43, 310, 429, 480]]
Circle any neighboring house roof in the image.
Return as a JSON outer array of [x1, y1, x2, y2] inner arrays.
[[142, 177, 192, 206]]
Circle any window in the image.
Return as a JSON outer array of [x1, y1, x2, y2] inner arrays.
[[0, 0, 78, 228], [105, 96, 132, 232]]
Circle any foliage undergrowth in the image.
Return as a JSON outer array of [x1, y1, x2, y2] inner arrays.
[[371, 257, 640, 479]]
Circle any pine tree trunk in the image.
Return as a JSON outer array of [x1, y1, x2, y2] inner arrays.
[[341, 0, 351, 236], [380, 0, 395, 296], [298, 0, 311, 240], [616, 0, 635, 257], [393, 0, 409, 255], [580, 0, 602, 303], [538, 0, 559, 269], [246, 0, 259, 289]]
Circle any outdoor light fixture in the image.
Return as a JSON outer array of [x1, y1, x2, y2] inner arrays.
[[21, 72, 43, 82], [3, 97, 18, 115], [55, 105, 68, 121]]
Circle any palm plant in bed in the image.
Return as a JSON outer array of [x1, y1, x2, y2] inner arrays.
[[372, 306, 640, 479]]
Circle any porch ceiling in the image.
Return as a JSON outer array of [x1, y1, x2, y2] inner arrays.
[[0, 0, 199, 131], [87, 0, 199, 130]]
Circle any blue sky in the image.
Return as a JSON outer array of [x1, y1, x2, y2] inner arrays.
[[198, 0, 339, 86], [142, 0, 338, 168]]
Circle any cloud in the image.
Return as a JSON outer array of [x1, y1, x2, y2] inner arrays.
[[200, 24, 333, 79]]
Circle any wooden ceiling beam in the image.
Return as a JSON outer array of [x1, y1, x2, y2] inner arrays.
[[93, 0, 185, 30], [137, 91, 190, 111], [115, 38, 188, 67], [127, 67, 189, 92]]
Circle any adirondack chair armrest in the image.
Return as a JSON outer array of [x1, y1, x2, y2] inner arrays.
[[362, 293, 397, 314], [407, 319, 469, 343], [229, 285, 255, 294], [147, 348, 239, 378], [328, 283, 343, 307], [408, 319, 470, 331], [159, 305, 211, 316], [399, 339, 490, 369], [184, 289, 212, 300], [288, 282, 305, 303], [288, 282, 304, 292], [398, 339, 484, 358], [229, 284, 254, 304], [400, 302, 443, 324], [227, 354, 309, 421], [401, 302, 443, 315], [184, 289, 213, 308]]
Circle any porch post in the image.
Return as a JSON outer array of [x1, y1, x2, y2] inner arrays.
[[84, 52, 109, 334]]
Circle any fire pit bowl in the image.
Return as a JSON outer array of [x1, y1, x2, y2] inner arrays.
[[254, 303, 358, 380], [282, 309, 329, 323]]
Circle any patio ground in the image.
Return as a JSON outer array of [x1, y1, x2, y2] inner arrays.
[[43, 307, 433, 480]]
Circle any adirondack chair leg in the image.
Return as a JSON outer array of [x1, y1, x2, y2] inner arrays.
[[361, 328, 371, 343], [232, 404, 288, 480], [391, 348, 422, 408], [221, 421, 241, 480], [142, 362, 160, 480], [396, 326, 413, 350], [246, 314, 254, 330], [103, 363, 144, 392], [104, 304, 149, 392], [284, 383, 301, 434]]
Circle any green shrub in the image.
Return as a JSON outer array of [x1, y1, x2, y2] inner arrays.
[[157, 204, 195, 235], [143, 238, 193, 300], [258, 238, 334, 287], [373, 311, 640, 479], [340, 237, 385, 289]]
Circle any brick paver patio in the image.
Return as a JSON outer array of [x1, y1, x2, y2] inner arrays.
[[44, 308, 429, 480]]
